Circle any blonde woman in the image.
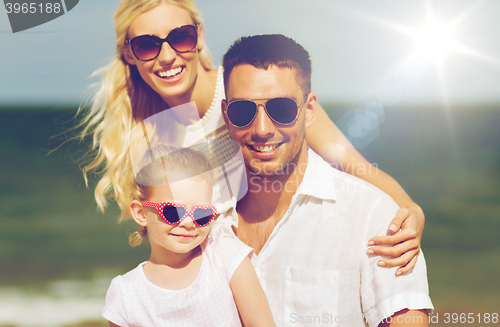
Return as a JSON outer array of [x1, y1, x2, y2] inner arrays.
[[80, 0, 424, 275]]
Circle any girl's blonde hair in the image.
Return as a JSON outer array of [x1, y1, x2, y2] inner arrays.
[[128, 145, 213, 247], [79, 0, 213, 220]]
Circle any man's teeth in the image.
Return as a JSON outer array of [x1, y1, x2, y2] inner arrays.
[[158, 67, 182, 78], [253, 145, 277, 152]]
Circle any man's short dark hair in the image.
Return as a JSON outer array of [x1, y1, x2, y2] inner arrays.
[[223, 34, 312, 95]]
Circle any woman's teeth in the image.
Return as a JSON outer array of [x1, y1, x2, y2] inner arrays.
[[253, 145, 277, 152], [157, 67, 182, 78]]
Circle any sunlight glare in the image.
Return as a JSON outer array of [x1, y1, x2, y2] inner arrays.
[[413, 19, 458, 62]]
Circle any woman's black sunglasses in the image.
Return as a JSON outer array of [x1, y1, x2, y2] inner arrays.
[[225, 94, 310, 128], [126, 24, 198, 61]]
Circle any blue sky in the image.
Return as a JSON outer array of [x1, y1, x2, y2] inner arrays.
[[0, 0, 499, 106]]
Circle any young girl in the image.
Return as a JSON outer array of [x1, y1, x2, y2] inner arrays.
[[80, 0, 423, 274], [103, 146, 276, 326]]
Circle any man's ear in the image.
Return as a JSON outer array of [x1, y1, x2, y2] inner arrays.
[[304, 92, 318, 129], [196, 22, 205, 51], [130, 200, 148, 227]]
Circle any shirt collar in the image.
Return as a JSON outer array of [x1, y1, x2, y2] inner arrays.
[[217, 148, 338, 231], [295, 148, 337, 201]]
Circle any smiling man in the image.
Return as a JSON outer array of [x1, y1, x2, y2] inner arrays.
[[218, 34, 433, 327]]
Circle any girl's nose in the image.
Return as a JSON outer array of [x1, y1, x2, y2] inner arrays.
[[178, 214, 196, 228]]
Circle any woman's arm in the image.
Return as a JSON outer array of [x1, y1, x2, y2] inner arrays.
[[306, 105, 424, 275], [230, 257, 276, 327]]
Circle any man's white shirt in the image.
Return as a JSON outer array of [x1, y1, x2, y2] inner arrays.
[[216, 149, 433, 327]]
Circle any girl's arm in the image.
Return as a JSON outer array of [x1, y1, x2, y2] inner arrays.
[[230, 257, 276, 327], [306, 105, 424, 275]]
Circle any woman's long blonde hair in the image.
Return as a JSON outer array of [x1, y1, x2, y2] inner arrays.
[[79, 0, 213, 220]]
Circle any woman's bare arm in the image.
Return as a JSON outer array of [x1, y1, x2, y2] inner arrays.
[[306, 105, 424, 275]]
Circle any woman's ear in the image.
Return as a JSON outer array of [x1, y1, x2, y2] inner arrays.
[[130, 200, 147, 227], [123, 47, 137, 66], [196, 22, 205, 51]]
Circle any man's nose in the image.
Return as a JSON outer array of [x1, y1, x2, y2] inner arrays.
[[251, 104, 275, 140]]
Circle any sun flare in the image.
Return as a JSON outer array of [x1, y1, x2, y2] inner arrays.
[[412, 19, 459, 63], [353, 0, 499, 109]]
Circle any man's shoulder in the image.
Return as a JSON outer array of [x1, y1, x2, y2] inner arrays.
[[306, 149, 398, 211]]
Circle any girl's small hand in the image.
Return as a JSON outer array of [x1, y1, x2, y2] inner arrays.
[[366, 206, 425, 276]]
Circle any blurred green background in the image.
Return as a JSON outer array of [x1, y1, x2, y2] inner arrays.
[[0, 104, 499, 326]]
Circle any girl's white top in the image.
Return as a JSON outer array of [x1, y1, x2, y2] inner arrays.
[[102, 233, 252, 327]]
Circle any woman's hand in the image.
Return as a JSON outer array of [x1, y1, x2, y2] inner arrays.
[[367, 206, 425, 276]]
